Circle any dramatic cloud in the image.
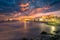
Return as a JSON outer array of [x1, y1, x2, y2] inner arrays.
[[0, 0, 60, 16]]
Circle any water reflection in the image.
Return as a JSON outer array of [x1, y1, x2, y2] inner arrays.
[[0, 21, 59, 40], [23, 21, 29, 35], [50, 26, 56, 34], [38, 22, 57, 35], [24, 21, 27, 29], [21, 21, 57, 36]]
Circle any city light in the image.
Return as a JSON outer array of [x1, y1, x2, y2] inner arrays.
[[39, 18, 44, 21]]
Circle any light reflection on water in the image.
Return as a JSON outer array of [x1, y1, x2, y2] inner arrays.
[[0, 21, 58, 39], [50, 26, 56, 34], [23, 21, 57, 35], [39, 23, 57, 34]]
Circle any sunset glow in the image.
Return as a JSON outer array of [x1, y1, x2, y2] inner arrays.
[[0, 0, 60, 40]]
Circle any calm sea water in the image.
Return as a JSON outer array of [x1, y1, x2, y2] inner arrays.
[[0, 21, 58, 40]]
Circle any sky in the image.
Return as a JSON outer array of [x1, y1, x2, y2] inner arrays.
[[0, 0, 60, 20]]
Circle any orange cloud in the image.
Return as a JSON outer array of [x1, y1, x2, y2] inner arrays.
[[29, 7, 49, 15], [20, 2, 30, 7], [21, 7, 29, 11], [20, 2, 30, 11]]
